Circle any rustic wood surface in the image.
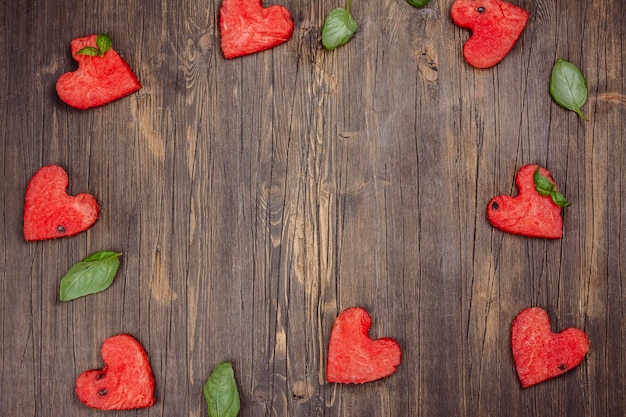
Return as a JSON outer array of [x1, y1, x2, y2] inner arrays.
[[1, 0, 624, 416]]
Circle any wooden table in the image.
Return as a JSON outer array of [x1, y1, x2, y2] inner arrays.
[[1, 1, 624, 416]]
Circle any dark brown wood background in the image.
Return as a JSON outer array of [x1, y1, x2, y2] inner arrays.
[[1, 0, 624, 416]]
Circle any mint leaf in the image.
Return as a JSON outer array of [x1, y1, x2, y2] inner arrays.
[[533, 167, 571, 208], [551, 191, 572, 207], [550, 58, 589, 121], [533, 168, 555, 194], [322, 0, 358, 50], [75, 46, 101, 57], [204, 362, 240, 417], [75, 34, 113, 57], [59, 251, 122, 301], [407, 0, 430, 7], [96, 34, 113, 55]]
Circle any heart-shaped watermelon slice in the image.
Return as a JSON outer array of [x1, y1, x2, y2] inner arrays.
[[23, 165, 99, 241], [220, 0, 294, 59], [487, 164, 564, 239], [56, 34, 141, 109], [511, 307, 589, 388], [326, 307, 402, 384], [450, 0, 529, 68], [75, 334, 155, 410]]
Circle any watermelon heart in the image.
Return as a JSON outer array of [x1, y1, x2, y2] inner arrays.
[[220, 0, 294, 59], [56, 34, 141, 109], [487, 164, 563, 239], [23, 165, 99, 241], [450, 0, 529, 68], [326, 307, 402, 384], [511, 307, 589, 388], [75, 334, 155, 410]]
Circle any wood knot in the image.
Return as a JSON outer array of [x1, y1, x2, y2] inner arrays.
[[417, 51, 438, 83], [291, 380, 314, 402]]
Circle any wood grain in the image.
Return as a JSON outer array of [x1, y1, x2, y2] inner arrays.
[[1, 0, 624, 416]]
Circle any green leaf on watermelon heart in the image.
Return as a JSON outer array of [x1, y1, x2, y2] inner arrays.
[[407, 0, 430, 8], [76, 34, 113, 57], [59, 251, 122, 301], [74, 46, 101, 57], [550, 58, 589, 121], [95, 34, 112, 55], [533, 168, 571, 208], [550, 190, 572, 208], [322, 0, 358, 50], [204, 362, 240, 417]]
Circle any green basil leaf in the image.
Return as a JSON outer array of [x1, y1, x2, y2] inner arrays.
[[322, 7, 358, 50], [204, 362, 240, 417], [551, 191, 572, 208], [535, 187, 552, 197], [75, 46, 101, 57], [96, 34, 113, 55], [59, 251, 122, 301], [533, 168, 555, 195], [550, 58, 589, 121], [407, 0, 430, 7], [533, 168, 571, 208]]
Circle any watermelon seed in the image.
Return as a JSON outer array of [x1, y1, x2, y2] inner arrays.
[[57, 225, 66, 233], [96, 373, 105, 379], [491, 201, 499, 210], [98, 389, 108, 396], [477, 6, 485, 13]]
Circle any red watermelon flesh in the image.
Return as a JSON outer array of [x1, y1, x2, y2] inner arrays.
[[220, 0, 294, 59], [326, 307, 402, 384], [23, 165, 99, 241], [75, 334, 155, 410], [56, 34, 141, 109], [487, 164, 563, 239], [450, 0, 529, 68], [511, 307, 589, 388]]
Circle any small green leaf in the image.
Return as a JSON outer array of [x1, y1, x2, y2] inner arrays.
[[75, 46, 101, 57], [407, 0, 430, 7], [551, 191, 572, 208], [550, 58, 589, 121], [322, 5, 358, 50], [204, 362, 240, 417], [96, 34, 113, 55], [59, 251, 122, 301], [533, 167, 571, 208], [75, 34, 113, 57], [533, 168, 555, 195], [535, 187, 552, 197]]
